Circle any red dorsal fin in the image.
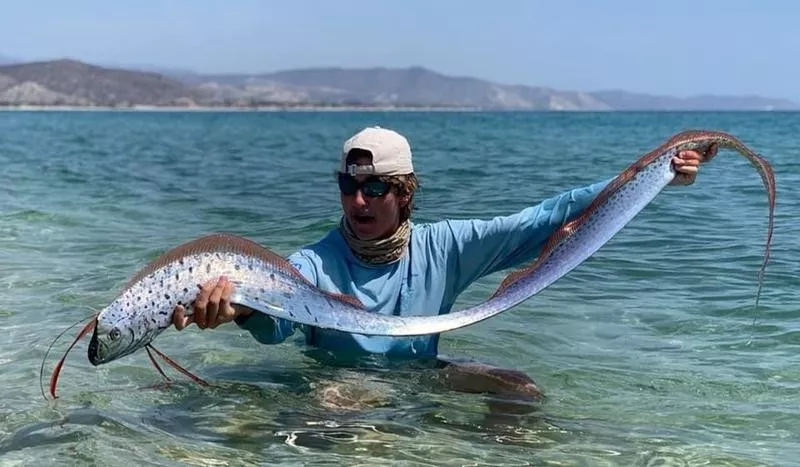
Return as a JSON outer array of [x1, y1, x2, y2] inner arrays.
[[323, 291, 366, 309], [123, 233, 368, 310], [122, 233, 309, 291]]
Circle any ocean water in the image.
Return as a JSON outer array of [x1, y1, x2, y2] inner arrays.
[[0, 110, 797, 466]]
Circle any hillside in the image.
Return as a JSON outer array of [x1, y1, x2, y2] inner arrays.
[[0, 59, 198, 106], [179, 66, 613, 110], [0, 58, 797, 110]]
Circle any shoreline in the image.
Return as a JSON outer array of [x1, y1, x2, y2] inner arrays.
[[0, 104, 485, 113], [0, 105, 788, 113]]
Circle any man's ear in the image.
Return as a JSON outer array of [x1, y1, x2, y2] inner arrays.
[[398, 193, 411, 208]]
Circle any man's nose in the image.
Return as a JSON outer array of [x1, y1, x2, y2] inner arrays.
[[353, 189, 368, 206]]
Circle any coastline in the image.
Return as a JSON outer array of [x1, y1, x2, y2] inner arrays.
[[0, 104, 787, 114], [0, 104, 485, 113]]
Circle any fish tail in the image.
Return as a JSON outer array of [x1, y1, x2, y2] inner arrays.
[[725, 147, 776, 339], [487, 131, 777, 344]]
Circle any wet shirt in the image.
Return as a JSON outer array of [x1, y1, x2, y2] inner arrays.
[[236, 178, 611, 359]]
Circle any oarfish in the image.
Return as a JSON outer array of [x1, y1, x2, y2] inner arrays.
[[232, 129, 770, 335], [45, 129, 776, 398]]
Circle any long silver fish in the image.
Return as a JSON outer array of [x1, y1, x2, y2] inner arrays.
[[45, 129, 776, 398]]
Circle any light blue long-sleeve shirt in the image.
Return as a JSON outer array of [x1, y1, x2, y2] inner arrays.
[[235, 178, 612, 359]]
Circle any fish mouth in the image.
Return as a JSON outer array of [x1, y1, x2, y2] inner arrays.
[[87, 329, 103, 366]]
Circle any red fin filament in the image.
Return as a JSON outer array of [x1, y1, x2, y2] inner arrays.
[[45, 316, 97, 399], [146, 344, 209, 387]]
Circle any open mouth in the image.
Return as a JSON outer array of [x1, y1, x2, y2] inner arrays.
[[352, 214, 375, 225], [87, 331, 103, 366]]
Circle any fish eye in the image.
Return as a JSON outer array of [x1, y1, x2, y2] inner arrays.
[[109, 328, 121, 340]]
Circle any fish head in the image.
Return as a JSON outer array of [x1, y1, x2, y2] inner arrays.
[[87, 302, 152, 365]]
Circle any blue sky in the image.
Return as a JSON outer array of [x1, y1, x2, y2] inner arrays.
[[2, 0, 797, 99]]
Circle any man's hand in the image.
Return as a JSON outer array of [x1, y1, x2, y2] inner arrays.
[[172, 276, 253, 330], [670, 143, 718, 186]]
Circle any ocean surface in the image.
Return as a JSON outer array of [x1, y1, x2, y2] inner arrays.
[[0, 110, 797, 466]]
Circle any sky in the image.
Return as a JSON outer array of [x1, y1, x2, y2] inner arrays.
[[1, 0, 798, 100]]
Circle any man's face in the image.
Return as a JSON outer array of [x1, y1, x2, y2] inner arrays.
[[339, 155, 408, 240]]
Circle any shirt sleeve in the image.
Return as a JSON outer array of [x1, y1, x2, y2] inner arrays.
[[445, 177, 612, 297], [233, 251, 317, 344]]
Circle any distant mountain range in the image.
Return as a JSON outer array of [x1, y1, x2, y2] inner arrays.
[[0, 54, 18, 65], [0, 58, 796, 111]]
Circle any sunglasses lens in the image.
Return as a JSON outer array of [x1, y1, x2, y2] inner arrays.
[[362, 180, 389, 197], [337, 174, 390, 197], [338, 174, 358, 195]]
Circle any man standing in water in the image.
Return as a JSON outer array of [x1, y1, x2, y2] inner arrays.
[[172, 126, 712, 403]]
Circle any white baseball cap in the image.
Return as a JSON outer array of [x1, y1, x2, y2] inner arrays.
[[338, 126, 414, 176]]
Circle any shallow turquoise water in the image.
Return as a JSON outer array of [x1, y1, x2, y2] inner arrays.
[[0, 110, 797, 466]]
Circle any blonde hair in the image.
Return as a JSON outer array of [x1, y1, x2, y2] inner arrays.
[[379, 173, 419, 222]]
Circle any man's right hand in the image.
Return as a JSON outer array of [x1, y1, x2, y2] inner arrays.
[[172, 276, 253, 330]]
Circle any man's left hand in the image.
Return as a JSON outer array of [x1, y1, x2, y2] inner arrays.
[[670, 143, 718, 186]]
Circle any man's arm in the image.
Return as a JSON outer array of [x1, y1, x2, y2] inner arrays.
[[445, 178, 612, 297]]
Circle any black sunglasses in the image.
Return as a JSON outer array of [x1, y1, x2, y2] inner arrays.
[[337, 173, 391, 198]]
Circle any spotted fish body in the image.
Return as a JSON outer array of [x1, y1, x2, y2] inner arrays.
[[88, 129, 776, 366], [88, 234, 377, 365]]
